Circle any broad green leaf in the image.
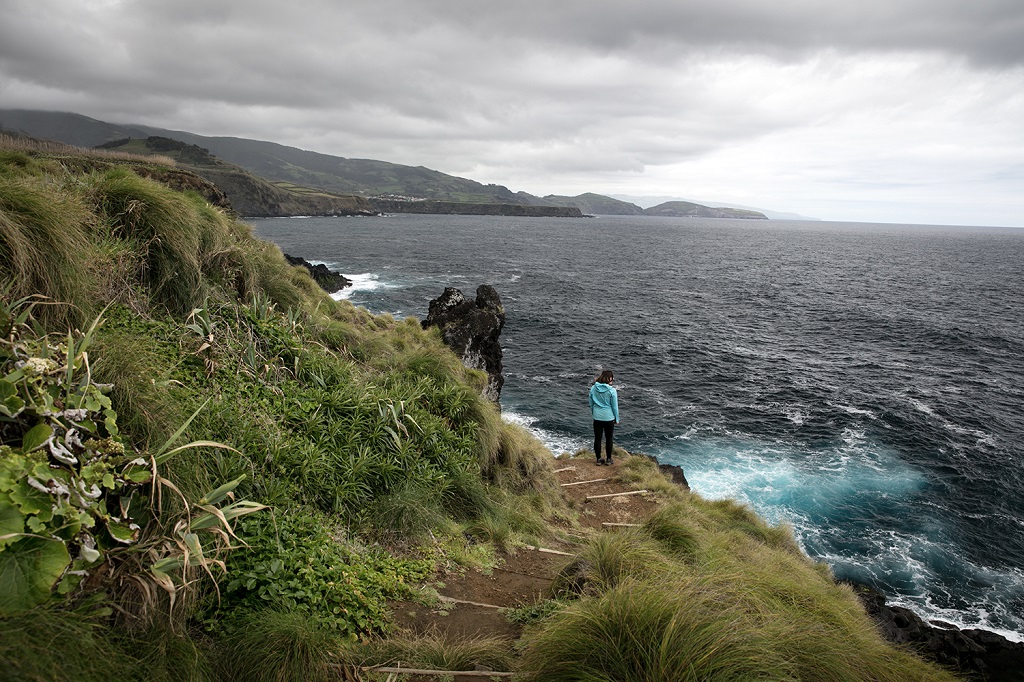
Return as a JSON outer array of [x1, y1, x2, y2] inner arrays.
[[20, 424, 52, 454], [7, 480, 51, 519], [106, 520, 138, 544], [0, 381, 15, 401], [0, 501, 25, 550], [123, 465, 153, 484], [0, 380, 24, 417], [0, 536, 70, 615]]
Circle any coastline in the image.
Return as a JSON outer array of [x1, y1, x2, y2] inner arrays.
[[247, 214, 1024, 657]]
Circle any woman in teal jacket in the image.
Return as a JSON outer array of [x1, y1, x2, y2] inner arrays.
[[589, 370, 619, 465]]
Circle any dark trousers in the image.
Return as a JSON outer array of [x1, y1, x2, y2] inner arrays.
[[593, 420, 615, 460]]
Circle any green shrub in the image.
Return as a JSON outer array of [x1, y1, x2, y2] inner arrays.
[[214, 510, 431, 639]]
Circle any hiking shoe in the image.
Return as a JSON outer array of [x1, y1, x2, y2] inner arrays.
[[606, 458, 614, 466], [596, 459, 606, 466]]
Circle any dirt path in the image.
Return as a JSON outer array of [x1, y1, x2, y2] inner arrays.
[[388, 456, 664, 679]]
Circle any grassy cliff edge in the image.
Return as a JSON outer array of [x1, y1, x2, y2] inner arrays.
[[0, 139, 958, 681]]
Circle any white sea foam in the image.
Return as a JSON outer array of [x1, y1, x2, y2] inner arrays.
[[941, 420, 996, 446], [330, 273, 391, 300], [906, 397, 937, 417], [502, 410, 585, 456], [828, 402, 878, 419], [666, 432, 1024, 640]]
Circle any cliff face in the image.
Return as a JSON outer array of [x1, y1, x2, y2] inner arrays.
[[369, 198, 584, 218], [197, 166, 376, 217]]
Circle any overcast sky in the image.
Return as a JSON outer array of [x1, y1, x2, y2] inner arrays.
[[2, 0, 1023, 226]]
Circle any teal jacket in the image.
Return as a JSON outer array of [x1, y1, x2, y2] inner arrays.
[[589, 382, 619, 422]]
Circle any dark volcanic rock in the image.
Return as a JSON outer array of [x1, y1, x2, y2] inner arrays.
[[849, 582, 1024, 680], [283, 254, 352, 293], [641, 454, 690, 489], [422, 285, 506, 402]]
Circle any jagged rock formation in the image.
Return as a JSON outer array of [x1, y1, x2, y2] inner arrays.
[[849, 583, 1024, 680], [283, 254, 352, 293], [423, 286, 506, 402]]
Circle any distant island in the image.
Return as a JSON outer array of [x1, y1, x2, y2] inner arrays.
[[643, 200, 767, 220]]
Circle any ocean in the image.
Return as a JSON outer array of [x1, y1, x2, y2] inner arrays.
[[251, 213, 1024, 641]]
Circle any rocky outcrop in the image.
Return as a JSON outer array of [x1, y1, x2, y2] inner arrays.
[[422, 286, 506, 402], [648, 456, 690, 490], [849, 582, 1024, 680], [283, 254, 352, 294]]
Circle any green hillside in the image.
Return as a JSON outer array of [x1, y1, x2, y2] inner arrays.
[[538, 192, 646, 216], [0, 109, 526, 204], [97, 136, 375, 217], [645, 200, 768, 219], [0, 137, 958, 681]]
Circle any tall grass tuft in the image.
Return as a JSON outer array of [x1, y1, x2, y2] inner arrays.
[[89, 169, 215, 313], [128, 623, 215, 682], [0, 175, 98, 327], [359, 477, 451, 541], [518, 579, 787, 682], [359, 628, 513, 674], [0, 606, 134, 682], [221, 610, 345, 682], [642, 503, 700, 559], [91, 324, 184, 447], [552, 529, 667, 598]]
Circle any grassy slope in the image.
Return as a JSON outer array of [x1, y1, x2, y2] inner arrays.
[[0, 139, 958, 681], [98, 136, 375, 217]]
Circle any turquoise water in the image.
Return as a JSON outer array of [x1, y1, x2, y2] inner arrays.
[[253, 214, 1024, 639]]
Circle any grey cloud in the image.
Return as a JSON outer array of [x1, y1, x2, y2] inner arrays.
[[1, 0, 1021, 226]]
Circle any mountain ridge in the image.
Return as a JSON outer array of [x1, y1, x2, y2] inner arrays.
[[1, 109, 783, 220]]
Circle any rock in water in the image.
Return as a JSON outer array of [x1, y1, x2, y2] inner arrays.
[[848, 582, 1024, 679], [423, 285, 506, 402], [283, 253, 352, 293]]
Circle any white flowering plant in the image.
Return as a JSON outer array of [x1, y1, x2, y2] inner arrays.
[[0, 296, 263, 616], [0, 298, 149, 614]]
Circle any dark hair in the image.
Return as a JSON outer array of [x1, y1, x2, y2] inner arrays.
[[596, 370, 614, 384]]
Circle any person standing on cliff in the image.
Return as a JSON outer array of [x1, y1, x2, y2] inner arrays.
[[589, 370, 619, 466]]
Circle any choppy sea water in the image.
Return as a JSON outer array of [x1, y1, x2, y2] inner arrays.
[[252, 214, 1024, 640]]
